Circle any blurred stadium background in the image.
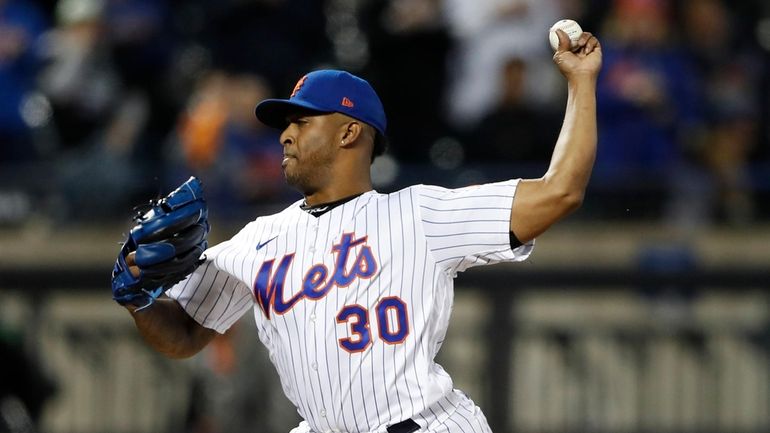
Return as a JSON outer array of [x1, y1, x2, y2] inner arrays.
[[1, 0, 769, 432]]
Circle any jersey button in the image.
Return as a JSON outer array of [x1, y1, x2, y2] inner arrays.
[[311, 362, 318, 370], [309, 246, 316, 253], [310, 313, 316, 321], [320, 410, 326, 417]]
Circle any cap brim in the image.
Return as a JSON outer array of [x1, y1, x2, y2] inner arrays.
[[254, 99, 331, 130]]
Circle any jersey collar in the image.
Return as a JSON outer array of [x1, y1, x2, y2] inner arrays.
[[300, 192, 368, 218]]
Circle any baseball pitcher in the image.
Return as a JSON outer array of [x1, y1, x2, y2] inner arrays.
[[111, 29, 602, 433]]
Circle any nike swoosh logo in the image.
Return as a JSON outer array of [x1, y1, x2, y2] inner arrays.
[[256, 236, 279, 251]]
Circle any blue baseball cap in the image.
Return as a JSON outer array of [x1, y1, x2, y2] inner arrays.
[[255, 70, 387, 135]]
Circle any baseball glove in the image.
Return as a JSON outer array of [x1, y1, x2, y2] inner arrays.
[[111, 176, 209, 310]]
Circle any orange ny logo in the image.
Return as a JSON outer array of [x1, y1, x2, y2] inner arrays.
[[291, 75, 308, 97]]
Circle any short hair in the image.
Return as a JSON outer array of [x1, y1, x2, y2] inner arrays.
[[371, 132, 388, 163]]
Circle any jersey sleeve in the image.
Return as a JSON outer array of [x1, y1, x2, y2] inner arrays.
[[165, 238, 254, 334], [415, 179, 534, 275]]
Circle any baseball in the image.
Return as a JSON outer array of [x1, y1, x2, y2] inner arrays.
[[549, 19, 583, 51]]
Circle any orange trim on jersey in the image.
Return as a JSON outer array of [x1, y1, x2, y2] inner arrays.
[[356, 246, 378, 278], [336, 304, 372, 353], [254, 233, 379, 318], [253, 253, 298, 319], [301, 263, 330, 299], [377, 296, 410, 345], [331, 233, 378, 289]]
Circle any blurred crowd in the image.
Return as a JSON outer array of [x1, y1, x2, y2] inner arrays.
[[0, 0, 769, 226], [2, 2, 770, 432]]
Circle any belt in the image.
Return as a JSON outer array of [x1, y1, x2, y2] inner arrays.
[[386, 419, 419, 433]]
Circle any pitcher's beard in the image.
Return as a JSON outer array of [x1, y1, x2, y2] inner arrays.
[[282, 144, 335, 196], [284, 166, 322, 196]]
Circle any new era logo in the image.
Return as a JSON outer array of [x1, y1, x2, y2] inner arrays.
[[341, 97, 354, 108]]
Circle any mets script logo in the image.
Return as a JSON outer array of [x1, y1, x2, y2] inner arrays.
[[291, 75, 308, 97], [253, 233, 377, 318]]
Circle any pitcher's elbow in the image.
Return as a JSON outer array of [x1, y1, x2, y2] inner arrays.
[[565, 190, 585, 212], [553, 189, 585, 217], [542, 174, 586, 214]]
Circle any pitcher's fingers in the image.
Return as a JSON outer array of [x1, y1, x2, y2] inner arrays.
[[129, 265, 141, 278], [583, 34, 600, 54], [576, 31, 592, 48], [555, 29, 572, 53], [126, 252, 141, 277]]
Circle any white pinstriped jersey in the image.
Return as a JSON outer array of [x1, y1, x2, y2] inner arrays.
[[167, 179, 533, 433]]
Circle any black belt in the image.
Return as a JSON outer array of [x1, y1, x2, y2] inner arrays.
[[387, 418, 419, 433]]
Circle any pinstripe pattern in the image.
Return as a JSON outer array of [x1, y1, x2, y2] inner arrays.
[[166, 179, 533, 432]]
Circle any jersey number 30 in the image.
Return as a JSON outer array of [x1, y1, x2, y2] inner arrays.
[[336, 297, 409, 352]]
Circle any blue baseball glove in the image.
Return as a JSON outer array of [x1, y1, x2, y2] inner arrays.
[[111, 176, 209, 310]]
